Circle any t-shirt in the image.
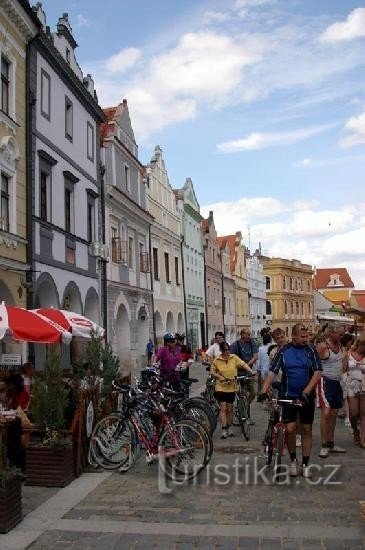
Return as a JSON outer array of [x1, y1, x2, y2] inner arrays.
[[230, 339, 258, 369], [155, 346, 181, 383], [206, 342, 221, 359], [212, 354, 248, 392], [257, 344, 271, 379], [271, 343, 322, 398]]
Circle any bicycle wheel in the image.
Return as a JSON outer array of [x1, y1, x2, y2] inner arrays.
[[179, 398, 217, 433], [232, 395, 240, 426], [238, 395, 250, 441], [176, 415, 214, 460], [158, 419, 209, 481], [89, 414, 135, 471]]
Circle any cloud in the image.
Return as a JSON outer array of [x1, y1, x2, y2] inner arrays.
[[234, 0, 274, 8], [320, 8, 365, 43], [217, 124, 333, 152], [202, 11, 231, 25], [75, 14, 90, 28], [340, 111, 365, 148], [294, 154, 365, 168], [105, 48, 142, 74], [201, 198, 365, 286]]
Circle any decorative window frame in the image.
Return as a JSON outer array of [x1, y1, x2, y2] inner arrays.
[[40, 68, 51, 120], [65, 95, 73, 142], [0, 46, 16, 123], [0, 135, 20, 234], [87, 121, 94, 162]]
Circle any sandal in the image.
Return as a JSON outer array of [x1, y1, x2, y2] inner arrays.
[[353, 430, 361, 446]]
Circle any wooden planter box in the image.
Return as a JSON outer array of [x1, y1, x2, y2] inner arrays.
[[0, 474, 22, 533], [25, 446, 75, 487]]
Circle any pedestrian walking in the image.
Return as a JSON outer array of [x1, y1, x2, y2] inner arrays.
[[146, 338, 154, 366]]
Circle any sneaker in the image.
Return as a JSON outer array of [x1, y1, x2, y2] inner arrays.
[[329, 446, 346, 453], [344, 418, 351, 428], [289, 460, 299, 477], [319, 447, 329, 458], [227, 427, 235, 437], [221, 430, 228, 439], [296, 435, 302, 447], [302, 465, 312, 479]]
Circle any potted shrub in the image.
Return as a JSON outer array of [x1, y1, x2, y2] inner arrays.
[[25, 345, 75, 487], [0, 438, 22, 533]]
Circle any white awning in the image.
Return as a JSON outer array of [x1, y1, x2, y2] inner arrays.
[[317, 314, 354, 323]]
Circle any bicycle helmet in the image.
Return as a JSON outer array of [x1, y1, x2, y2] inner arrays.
[[163, 332, 176, 343]]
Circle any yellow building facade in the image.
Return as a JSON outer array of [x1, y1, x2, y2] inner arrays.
[[261, 257, 315, 336], [0, 2, 37, 313]]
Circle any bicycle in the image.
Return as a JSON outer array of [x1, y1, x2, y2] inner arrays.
[[230, 374, 255, 440], [262, 397, 302, 473], [89, 381, 212, 481]]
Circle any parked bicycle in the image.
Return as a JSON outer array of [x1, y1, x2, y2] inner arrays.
[[88, 376, 213, 482], [228, 374, 255, 440]]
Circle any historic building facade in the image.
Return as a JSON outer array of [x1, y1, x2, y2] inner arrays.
[[0, 0, 37, 357], [145, 146, 184, 346], [202, 211, 223, 343], [314, 268, 354, 308], [217, 237, 236, 344], [101, 100, 153, 373], [175, 178, 206, 351], [246, 255, 266, 337], [260, 256, 315, 335], [28, 8, 105, 365]]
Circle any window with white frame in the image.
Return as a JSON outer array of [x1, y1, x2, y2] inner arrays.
[[41, 69, 51, 120], [0, 173, 10, 232], [87, 122, 94, 162], [65, 96, 73, 141], [87, 195, 95, 243]]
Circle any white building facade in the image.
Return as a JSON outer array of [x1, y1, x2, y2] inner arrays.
[[246, 255, 266, 337], [146, 146, 185, 345], [175, 178, 206, 351]]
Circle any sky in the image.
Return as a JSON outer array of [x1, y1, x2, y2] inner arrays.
[[40, 0, 365, 288]]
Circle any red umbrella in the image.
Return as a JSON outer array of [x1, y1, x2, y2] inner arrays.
[[0, 302, 72, 344], [34, 308, 104, 340]]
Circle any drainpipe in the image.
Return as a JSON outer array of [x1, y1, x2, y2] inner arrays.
[[180, 235, 188, 345], [148, 222, 156, 344], [99, 162, 108, 339]]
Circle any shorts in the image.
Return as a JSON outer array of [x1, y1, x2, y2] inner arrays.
[[346, 377, 365, 398], [316, 377, 343, 410], [214, 391, 235, 404], [282, 396, 315, 425]]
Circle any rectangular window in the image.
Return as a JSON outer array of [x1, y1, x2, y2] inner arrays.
[[111, 226, 119, 263], [87, 122, 94, 161], [0, 174, 10, 232], [65, 96, 73, 141], [66, 48, 71, 64], [153, 247, 159, 280], [1, 56, 9, 115], [87, 200, 95, 243], [164, 252, 170, 282], [128, 236, 134, 269], [41, 69, 50, 120], [40, 171, 51, 222], [124, 165, 130, 193], [64, 187, 74, 233], [175, 256, 179, 285]]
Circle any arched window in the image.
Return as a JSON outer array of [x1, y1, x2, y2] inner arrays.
[[282, 276, 286, 289], [266, 300, 272, 315], [284, 301, 288, 315], [296, 302, 300, 315]]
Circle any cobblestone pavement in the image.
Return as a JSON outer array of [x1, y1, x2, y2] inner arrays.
[[4, 363, 365, 549]]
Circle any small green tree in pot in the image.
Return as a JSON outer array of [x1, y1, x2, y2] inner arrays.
[[25, 344, 75, 487]]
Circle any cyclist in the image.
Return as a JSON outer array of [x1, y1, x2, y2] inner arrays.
[[212, 341, 254, 439], [205, 331, 226, 361], [154, 333, 182, 389], [230, 328, 258, 423], [259, 324, 322, 478]]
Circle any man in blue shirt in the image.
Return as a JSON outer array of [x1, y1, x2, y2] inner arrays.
[[230, 328, 258, 423], [260, 324, 322, 478]]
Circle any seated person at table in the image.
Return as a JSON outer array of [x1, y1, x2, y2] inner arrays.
[[5, 373, 30, 411]]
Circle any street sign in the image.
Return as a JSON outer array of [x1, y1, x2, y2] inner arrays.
[[1, 354, 21, 366]]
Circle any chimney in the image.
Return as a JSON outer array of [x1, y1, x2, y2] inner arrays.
[[123, 98, 128, 106]]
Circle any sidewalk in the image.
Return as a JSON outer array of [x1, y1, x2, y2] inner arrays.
[[2, 362, 364, 549]]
